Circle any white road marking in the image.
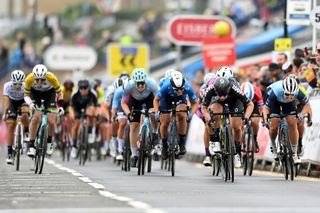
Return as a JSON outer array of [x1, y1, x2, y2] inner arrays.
[[45, 159, 168, 213]]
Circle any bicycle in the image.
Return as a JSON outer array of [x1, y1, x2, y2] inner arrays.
[[11, 107, 24, 171], [271, 113, 295, 181], [161, 102, 189, 177], [121, 121, 131, 172], [208, 108, 242, 182], [133, 105, 155, 176], [78, 108, 89, 166], [58, 115, 71, 162], [34, 100, 58, 174], [242, 114, 261, 176]]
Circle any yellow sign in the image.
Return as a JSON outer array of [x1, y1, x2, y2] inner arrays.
[[107, 43, 149, 79], [274, 38, 292, 51]]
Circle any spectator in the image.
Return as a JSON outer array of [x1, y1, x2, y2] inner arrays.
[[0, 41, 9, 71], [157, 26, 171, 56], [228, 1, 246, 25], [277, 52, 288, 67], [16, 32, 26, 59], [138, 13, 156, 46], [256, 0, 270, 31], [52, 25, 64, 44], [8, 43, 23, 70]]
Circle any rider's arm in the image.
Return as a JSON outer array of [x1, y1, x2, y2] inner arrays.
[[263, 90, 277, 122], [230, 84, 254, 119], [297, 89, 312, 123], [121, 95, 130, 116], [201, 86, 215, 121], [2, 96, 9, 115], [186, 83, 199, 114], [69, 106, 75, 120], [153, 96, 160, 113]]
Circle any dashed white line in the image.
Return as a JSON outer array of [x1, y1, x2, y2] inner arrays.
[[45, 159, 168, 213]]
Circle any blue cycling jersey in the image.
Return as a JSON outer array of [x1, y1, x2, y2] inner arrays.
[[112, 87, 124, 110], [123, 78, 158, 101], [266, 80, 308, 107], [157, 78, 197, 102], [159, 76, 170, 88]]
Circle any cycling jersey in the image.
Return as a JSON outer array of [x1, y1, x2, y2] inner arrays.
[[252, 84, 264, 107], [159, 76, 170, 88], [202, 79, 250, 108], [3, 82, 24, 101], [24, 72, 61, 95], [123, 78, 158, 101], [266, 80, 308, 105], [112, 87, 124, 112], [157, 78, 197, 102], [95, 86, 105, 104], [71, 89, 98, 118]]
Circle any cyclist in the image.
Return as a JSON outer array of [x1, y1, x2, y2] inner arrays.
[[241, 81, 264, 152], [154, 71, 198, 159], [70, 80, 99, 158], [262, 75, 312, 163], [24, 64, 64, 157], [196, 72, 216, 166], [121, 68, 158, 167], [60, 80, 75, 111], [202, 77, 254, 168], [2, 70, 29, 164], [111, 76, 130, 161]]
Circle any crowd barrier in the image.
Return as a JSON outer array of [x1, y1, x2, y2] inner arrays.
[[186, 95, 320, 175]]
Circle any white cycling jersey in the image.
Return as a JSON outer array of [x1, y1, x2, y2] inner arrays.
[[3, 82, 24, 101]]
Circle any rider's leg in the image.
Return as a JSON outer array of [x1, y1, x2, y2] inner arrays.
[[6, 120, 16, 155], [20, 106, 29, 135], [286, 115, 299, 155], [204, 125, 210, 156], [252, 117, 260, 152], [71, 119, 80, 147], [117, 117, 127, 154], [176, 104, 188, 154], [29, 111, 41, 147]]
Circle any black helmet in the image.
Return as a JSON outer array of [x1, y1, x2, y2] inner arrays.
[[214, 77, 231, 96], [78, 80, 90, 88]]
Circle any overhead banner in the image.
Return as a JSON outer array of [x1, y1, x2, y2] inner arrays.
[[287, 0, 312, 25]]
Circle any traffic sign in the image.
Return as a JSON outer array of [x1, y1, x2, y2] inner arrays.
[[167, 15, 236, 46], [311, 5, 320, 29], [287, 0, 311, 25], [43, 45, 97, 71], [202, 37, 236, 69], [107, 43, 149, 79], [274, 38, 292, 51]]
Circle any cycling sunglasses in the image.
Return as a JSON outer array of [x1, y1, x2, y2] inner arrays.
[[35, 78, 45, 83], [13, 83, 23, 86], [136, 82, 145, 87], [79, 86, 89, 90], [284, 92, 294, 97], [173, 87, 184, 92]]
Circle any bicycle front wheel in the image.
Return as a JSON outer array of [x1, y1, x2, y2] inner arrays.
[[14, 124, 22, 171], [226, 126, 234, 182], [38, 126, 48, 174], [248, 126, 255, 176]]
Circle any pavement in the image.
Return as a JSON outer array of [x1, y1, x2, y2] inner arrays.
[[1, 146, 320, 213]]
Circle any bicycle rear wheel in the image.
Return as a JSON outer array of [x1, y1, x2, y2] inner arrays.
[[123, 125, 131, 171], [242, 130, 248, 176], [284, 131, 294, 181], [138, 126, 147, 175], [170, 147, 175, 176]]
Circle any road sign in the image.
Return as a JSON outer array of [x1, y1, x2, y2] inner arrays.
[[107, 43, 149, 79], [274, 38, 292, 51], [287, 0, 312, 25], [43, 45, 97, 71], [311, 5, 320, 29], [202, 37, 236, 69], [167, 15, 236, 46]]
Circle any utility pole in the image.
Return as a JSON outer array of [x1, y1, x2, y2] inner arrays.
[[284, 0, 288, 37], [175, 0, 182, 70], [30, 0, 38, 54]]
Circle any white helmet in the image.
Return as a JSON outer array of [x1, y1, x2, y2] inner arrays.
[[170, 71, 185, 89], [283, 75, 298, 95], [216, 66, 233, 79], [122, 77, 129, 90], [32, 64, 48, 79], [241, 81, 255, 100], [165, 69, 177, 78], [113, 78, 122, 89], [204, 72, 215, 83], [11, 70, 25, 83]]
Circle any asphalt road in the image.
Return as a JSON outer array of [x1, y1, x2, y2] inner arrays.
[[1, 146, 320, 213]]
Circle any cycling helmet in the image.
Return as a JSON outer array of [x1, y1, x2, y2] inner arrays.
[[282, 62, 293, 73], [241, 81, 255, 100], [165, 69, 177, 78], [283, 75, 298, 95], [132, 68, 147, 83], [214, 77, 231, 96], [170, 71, 185, 89], [11, 70, 25, 83], [63, 80, 74, 89], [216, 66, 233, 79], [204, 72, 215, 83], [122, 77, 129, 90], [32, 64, 48, 79], [119, 72, 130, 80], [113, 78, 123, 89], [78, 80, 90, 88]]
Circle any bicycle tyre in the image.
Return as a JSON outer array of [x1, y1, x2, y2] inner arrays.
[[248, 126, 255, 176], [226, 126, 234, 182], [15, 124, 22, 171], [82, 125, 89, 166], [284, 130, 294, 181], [171, 147, 175, 176], [242, 128, 248, 176], [39, 126, 48, 174], [220, 129, 228, 181], [138, 126, 147, 175]]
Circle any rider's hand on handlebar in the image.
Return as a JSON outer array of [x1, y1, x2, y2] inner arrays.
[[58, 107, 65, 116], [29, 103, 36, 111]]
